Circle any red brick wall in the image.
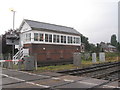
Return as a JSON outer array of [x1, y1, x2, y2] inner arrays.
[[24, 44, 80, 65]]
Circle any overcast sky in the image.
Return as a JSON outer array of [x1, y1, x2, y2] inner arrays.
[[0, 0, 118, 44]]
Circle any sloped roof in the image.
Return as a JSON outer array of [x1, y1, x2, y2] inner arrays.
[[108, 45, 116, 48], [100, 43, 116, 49], [24, 19, 81, 35]]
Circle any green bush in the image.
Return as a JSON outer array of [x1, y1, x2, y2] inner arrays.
[[105, 52, 118, 58]]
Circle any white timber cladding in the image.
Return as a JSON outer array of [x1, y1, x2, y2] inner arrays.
[[20, 22, 31, 33], [21, 30, 81, 46]]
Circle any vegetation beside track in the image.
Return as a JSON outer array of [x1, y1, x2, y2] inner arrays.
[[30, 54, 119, 73], [7, 52, 119, 73]]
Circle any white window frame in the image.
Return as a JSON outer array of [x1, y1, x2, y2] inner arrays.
[[23, 30, 81, 46], [39, 33, 44, 42]]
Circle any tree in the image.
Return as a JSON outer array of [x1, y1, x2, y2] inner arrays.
[[89, 43, 96, 53], [1, 29, 20, 56], [117, 42, 120, 52], [110, 34, 117, 47], [81, 34, 91, 51]]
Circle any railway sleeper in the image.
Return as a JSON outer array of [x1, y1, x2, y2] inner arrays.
[[69, 64, 118, 75], [58, 61, 119, 74], [91, 69, 120, 80]]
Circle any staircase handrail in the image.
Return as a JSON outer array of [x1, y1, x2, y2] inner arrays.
[[13, 47, 24, 60]]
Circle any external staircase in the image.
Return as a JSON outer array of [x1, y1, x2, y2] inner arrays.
[[13, 47, 24, 63]]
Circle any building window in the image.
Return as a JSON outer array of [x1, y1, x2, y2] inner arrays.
[[45, 34, 48, 42], [28, 33, 31, 41], [39, 33, 44, 41], [76, 37, 80, 44], [61, 36, 63, 43], [64, 36, 66, 43], [45, 34, 52, 42], [53, 35, 57, 43], [25, 33, 31, 41], [73, 37, 76, 44], [49, 34, 52, 42], [67, 36, 69, 43], [57, 35, 59, 43], [33, 32, 80, 45], [61, 36, 66, 43], [68, 36, 72, 44], [34, 33, 38, 41], [70, 37, 72, 43]]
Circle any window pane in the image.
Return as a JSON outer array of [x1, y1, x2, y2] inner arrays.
[[68, 36, 72, 44], [70, 37, 72, 43], [39, 33, 44, 41], [76, 38, 80, 44], [64, 36, 66, 43], [45, 34, 48, 42], [73, 37, 76, 44], [28, 33, 31, 41], [57, 35, 59, 43], [34, 33, 38, 41], [49, 34, 52, 42], [67, 36, 69, 43], [61, 36, 63, 43], [53, 35, 57, 43]]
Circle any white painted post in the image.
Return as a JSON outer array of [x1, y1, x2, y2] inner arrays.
[[99, 52, 105, 62], [92, 53, 96, 63], [73, 53, 81, 66]]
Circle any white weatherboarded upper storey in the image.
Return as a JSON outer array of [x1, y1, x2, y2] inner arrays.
[[19, 19, 81, 46]]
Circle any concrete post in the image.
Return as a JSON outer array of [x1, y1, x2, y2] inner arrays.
[[92, 53, 96, 63], [99, 52, 105, 62], [73, 53, 81, 66], [24, 56, 34, 71], [85, 53, 90, 60]]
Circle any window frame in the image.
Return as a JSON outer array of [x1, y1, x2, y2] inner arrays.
[[49, 34, 52, 42], [45, 34, 49, 42], [34, 33, 39, 41], [57, 35, 59, 43], [32, 32, 80, 45], [25, 33, 31, 41], [39, 33, 44, 41]]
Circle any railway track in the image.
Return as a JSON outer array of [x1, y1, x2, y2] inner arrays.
[[58, 61, 120, 88], [91, 69, 119, 79], [58, 61, 119, 75], [90, 70, 119, 89], [59, 62, 120, 80]]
